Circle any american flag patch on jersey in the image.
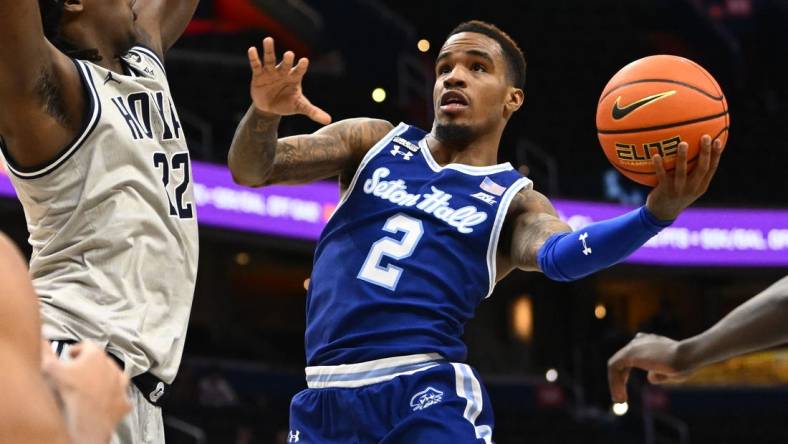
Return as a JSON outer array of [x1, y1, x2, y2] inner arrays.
[[480, 177, 506, 196]]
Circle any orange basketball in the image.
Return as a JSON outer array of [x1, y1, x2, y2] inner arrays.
[[596, 55, 729, 186]]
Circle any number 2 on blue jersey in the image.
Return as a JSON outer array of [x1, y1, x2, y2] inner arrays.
[[357, 214, 424, 290]]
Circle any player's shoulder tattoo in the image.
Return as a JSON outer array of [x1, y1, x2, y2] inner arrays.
[[336, 118, 393, 155], [508, 188, 559, 218]]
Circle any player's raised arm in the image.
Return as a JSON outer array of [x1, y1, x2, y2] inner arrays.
[[500, 136, 723, 280], [0, 1, 53, 100], [608, 275, 788, 403], [0, 1, 84, 168], [132, 0, 200, 57], [228, 37, 393, 187]]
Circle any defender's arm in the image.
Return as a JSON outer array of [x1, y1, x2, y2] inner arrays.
[[0, 1, 84, 168], [133, 0, 200, 57], [0, 234, 70, 444], [608, 276, 788, 403]]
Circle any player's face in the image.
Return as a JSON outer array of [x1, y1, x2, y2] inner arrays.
[[433, 32, 514, 142], [83, 0, 139, 54]]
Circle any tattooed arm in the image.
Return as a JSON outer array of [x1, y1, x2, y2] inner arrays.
[[228, 36, 393, 187], [498, 137, 720, 282], [229, 108, 392, 187], [499, 188, 672, 282], [497, 189, 572, 277]]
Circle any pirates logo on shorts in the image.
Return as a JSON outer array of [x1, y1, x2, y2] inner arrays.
[[409, 386, 444, 411]]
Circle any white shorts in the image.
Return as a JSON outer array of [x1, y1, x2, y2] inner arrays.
[[111, 384, 165, 444]]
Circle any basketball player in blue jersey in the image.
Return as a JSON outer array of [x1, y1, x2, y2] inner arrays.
[[0, 1, 199, 442], [229, 21, 723, 443]]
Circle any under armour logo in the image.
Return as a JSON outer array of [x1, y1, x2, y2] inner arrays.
[[579, 232, 592, 255], [287, 430, 300, 442], [149, 382, 165, 403], [410, 387, 444, 411], [390, 145, 413, 160], [104, 72, 121, 85]]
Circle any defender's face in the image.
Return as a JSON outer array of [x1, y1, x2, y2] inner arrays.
[[433, 32, 513, 135], [85, 0, 139, 54]]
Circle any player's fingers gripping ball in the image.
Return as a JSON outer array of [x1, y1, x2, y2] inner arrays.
[[596, 55, 729, 186]]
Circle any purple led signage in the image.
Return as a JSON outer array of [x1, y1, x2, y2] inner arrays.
[[0, 165, 12, 198], [191, 161, 339, 240], [2, 162, 787, 266], [554, 200, 788, 267]]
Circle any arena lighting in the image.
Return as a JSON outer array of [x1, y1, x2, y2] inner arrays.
[[235, 252, 250, 266], [512, 295, 533, 342], [372, 88, 387, 103], [545, 368, 558, 383], [417, 39, 430, 52], [612, 402, 629, 416], [594, 304, 607, 320]]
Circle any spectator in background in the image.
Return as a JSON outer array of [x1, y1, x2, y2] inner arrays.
[[198, 368, 239, 408]]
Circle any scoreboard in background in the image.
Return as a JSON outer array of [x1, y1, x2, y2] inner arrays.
[[1, 161, 787, 267]]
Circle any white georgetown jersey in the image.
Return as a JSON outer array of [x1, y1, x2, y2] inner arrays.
[[0, 45, 199, 383]]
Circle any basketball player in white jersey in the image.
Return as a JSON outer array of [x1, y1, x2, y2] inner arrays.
[[0, 1, 199, 442], [0, 232, 130, 444]]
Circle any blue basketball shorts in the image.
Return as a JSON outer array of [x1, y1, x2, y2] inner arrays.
[[288, 353, 494, 443]]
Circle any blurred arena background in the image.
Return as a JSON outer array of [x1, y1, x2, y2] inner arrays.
[[2, 0, 788, 442]]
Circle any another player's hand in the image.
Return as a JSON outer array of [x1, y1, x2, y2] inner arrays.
[[645, 134, 723, 221], [247, 37, 331, 125], [42, 341, 131, 444], [607, 333, 692, 403]]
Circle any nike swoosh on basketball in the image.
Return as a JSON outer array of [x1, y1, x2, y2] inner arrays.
[[611, 90, 676, 120]]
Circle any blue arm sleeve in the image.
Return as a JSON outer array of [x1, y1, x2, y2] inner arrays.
[[537, 206, 672, 282]]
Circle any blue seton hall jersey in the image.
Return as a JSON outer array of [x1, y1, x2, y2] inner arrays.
[[306, 123, 533, 366]]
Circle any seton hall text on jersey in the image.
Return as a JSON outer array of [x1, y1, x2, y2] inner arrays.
[[110, 91, 183, 142], [363, 166, 488, 234]]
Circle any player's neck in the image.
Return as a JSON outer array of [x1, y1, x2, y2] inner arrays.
[[61, 30, 126, 73], [425, 131, 502, 167], [89, 43, 126, 73], [88, 58, 125, 74]]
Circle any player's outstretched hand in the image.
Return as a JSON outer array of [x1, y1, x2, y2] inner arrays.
[[247, 37, 331, 125], [607, 333, 692, 403], [42, 341, 131, 444], [645, 134, 723, 220]]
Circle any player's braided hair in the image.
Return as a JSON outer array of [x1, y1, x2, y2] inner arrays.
[[39, 0, 102, 61], [447, 20, 526, 89]]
